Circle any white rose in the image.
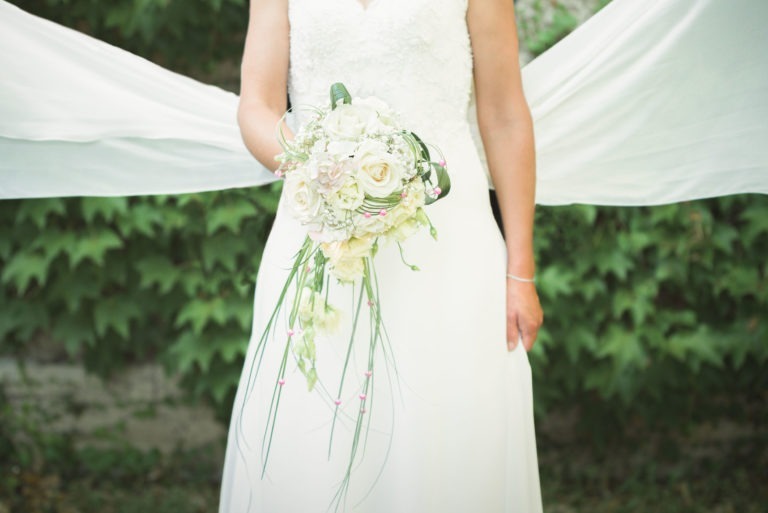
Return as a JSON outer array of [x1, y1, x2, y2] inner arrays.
[[284, 168, 321, 222], [354, 139, 404, 198], [353, 96, 400, 130], [322, 103, 371, 140], [326, 140, 358, 159]]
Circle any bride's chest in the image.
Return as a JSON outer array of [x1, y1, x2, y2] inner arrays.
[[287, 0, 468, 52]]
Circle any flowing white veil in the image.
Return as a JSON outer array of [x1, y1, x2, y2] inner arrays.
[[1, 0, 766, 204]]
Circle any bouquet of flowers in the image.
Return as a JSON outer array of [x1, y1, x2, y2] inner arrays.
[[246, 82, 450, 507]]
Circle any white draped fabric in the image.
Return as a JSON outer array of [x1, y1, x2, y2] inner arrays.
[[0, 0, 766, 204]]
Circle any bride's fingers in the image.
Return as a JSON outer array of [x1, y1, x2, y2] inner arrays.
[[521, 318, 541, 351], [521, 327, 534, 352], [507, 314, 519, 351]]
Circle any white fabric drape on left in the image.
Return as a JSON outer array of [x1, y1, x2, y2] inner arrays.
[[1, 0, 767, 205]]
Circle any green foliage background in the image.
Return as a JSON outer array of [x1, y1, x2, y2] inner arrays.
[[3, 0, 766, 436]]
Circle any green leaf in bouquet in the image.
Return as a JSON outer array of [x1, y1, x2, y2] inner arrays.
[[330, 82, 352, 109], [408, 131, 431, 162], [424, 161, 452, 205]]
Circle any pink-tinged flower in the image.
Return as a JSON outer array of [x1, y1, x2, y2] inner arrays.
[[308, 153, 354, 194], [359, 393, 367, 400], [400, 190, 408, 198], [438, 159, 446, 167], [367, 299, 375, 307], [278, 379, 286, 386], [287, 329, 295, 337], [334, 399, 342, 406], [433, 186, 442, 195], [364, 370, 372, 378], [379, 209, 387, 217], [363, 212, 372, 218], [274, 169, 285, 178]]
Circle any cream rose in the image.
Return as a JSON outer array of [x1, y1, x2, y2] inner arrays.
[[284, 168, 321, 222], [354, 139, 404, 198]]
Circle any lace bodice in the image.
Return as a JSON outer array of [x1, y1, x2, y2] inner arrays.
[[287, 0, 473, 145]]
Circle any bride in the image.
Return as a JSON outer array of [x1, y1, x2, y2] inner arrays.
[[220, 0, 545, 511], [1, 0, 766, 511]]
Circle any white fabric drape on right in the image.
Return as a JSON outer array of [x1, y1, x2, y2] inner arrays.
[[507, 0, 768, 205], [1, 0, 767, 205]]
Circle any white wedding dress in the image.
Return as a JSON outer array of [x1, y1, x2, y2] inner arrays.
[[219, 1, 542, 511], [1, 0, 768, 512]]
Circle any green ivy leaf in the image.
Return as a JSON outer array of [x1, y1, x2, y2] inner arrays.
[[81, 197, 129, 224], [1, 250, 49, 292], [15, 198, 66, 229], [69, 230, 124, 269], [118, 203, 165, 238], [537, 266, 575, 299], [206, 200, 258, 235], [174, 297, 228, 335], [93, 297, 142, 339], [201, 233, 248, 272], [134, 255, 181, 294], [218, 334, 247, 363], [51, 312, 96, 357]]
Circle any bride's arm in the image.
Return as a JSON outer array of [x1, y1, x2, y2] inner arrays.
[[467, 0, 543, 351], [237, 0, 293, 172]]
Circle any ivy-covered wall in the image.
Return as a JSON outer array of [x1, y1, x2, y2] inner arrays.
[[3, 0, 766, 434]]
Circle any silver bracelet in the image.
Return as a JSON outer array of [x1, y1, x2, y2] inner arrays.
[[506, 273, 536, 283]]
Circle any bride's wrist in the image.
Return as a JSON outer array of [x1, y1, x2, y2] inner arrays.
[[506, 272, 536, 283]]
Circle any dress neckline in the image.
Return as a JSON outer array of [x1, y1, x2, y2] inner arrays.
[[350, 0, 381, 13]]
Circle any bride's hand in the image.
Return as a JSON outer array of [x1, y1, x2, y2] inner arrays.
[[506, 280, 543, 352]]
